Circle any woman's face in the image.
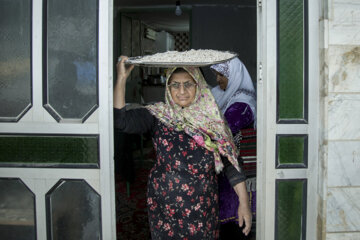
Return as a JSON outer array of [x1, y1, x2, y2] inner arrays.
[[168, 72, 197, 108], [215, 72, 229, 90]]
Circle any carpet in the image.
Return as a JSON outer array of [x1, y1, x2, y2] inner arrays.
[[116, 160, 153, 240]]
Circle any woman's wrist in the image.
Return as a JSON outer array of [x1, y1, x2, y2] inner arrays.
[[233, 181, 249, 204], [238, 198, 250, 208], [238, 194, 249, 205], [115, 76, 127, 86]]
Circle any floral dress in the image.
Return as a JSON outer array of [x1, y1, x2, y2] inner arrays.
[[114, 107, 245, 240], [148, 119, 219, 239]]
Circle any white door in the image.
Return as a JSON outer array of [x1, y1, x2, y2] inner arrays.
[[0, 0, 115, 239], [257, 0, 319, 239]]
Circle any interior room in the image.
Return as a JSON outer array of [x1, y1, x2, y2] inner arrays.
[[113, 0, 257, 239]]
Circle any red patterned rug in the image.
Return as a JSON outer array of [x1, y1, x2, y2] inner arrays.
[[116, 161, 153, 240]]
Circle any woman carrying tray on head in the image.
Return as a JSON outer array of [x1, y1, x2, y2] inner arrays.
[[114, 56, 252, 239], [210, 57, 256, 238]]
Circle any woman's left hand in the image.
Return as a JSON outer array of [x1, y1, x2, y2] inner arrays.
[[232, 181, 252, 236], [237, 201, 252, 236]]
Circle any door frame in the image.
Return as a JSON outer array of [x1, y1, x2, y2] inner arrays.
[[0, 0, 116, 239]]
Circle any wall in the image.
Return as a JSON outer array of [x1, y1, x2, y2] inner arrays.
[[172, 32, 190, 52], [118, 14, 153, 103], [320, 0, 360, 239], [191, 4, 257, 87]]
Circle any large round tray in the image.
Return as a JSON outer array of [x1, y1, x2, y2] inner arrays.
[[125, 52, 238, 67]]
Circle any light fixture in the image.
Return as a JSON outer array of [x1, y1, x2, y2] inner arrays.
[[175, 1, 182, 16]]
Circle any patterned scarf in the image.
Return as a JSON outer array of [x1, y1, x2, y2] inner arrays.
[[145, 67, 240, 173]]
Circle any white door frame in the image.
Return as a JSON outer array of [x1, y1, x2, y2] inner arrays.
[[99, 0, 116, 238], [0, 0, 116, 239]]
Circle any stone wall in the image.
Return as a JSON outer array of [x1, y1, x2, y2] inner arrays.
[[321, 0, 360, 239]]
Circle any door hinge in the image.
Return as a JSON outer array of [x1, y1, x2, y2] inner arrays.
[[259, 62, 263, 83], [258, 0, 262, 7]]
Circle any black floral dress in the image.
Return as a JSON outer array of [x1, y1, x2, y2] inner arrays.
[[114, 107, 245, 240], [148, 120, 219, 239]]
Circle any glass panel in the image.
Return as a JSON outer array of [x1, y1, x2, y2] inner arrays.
[[277, 0, 306, 121], [276, 135, 307, 168], [0, 178, 36, 240], [46, 179, 101, 240], [0, 135, 99, 167], [0, 0, 32, 122], [276, 180, 306, 240], [45, 0, 98, 122]]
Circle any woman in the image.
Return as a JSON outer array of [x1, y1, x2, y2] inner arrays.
[[211, 57, 256, 134], [114, 56, 252, 239], [210, 57, 256, 237]]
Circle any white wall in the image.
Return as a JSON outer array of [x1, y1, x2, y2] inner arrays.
[[321, 0, 360, 239]]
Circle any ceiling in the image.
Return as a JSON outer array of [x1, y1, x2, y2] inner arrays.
[[116, 0, 254, 32]]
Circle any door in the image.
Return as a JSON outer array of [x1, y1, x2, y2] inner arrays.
[[0, 0, 115, 239], [257, 0, 319, 239]]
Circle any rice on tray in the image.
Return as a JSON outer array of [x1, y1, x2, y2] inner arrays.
[[129, 49, 236, 64]]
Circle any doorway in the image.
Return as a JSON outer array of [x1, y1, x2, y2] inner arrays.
[[114, 1, 257, 240], [0, 0, 319, 239]]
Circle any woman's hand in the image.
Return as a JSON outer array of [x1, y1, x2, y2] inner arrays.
[[232, 181, 252, 236], [116, 56, 134, 87], [237, 198, 252, 236], [114, 56, 134, 109]]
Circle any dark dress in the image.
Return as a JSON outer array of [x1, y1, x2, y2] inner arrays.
[[114, 107, 246, 240], [218, 102, 255, 239]]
